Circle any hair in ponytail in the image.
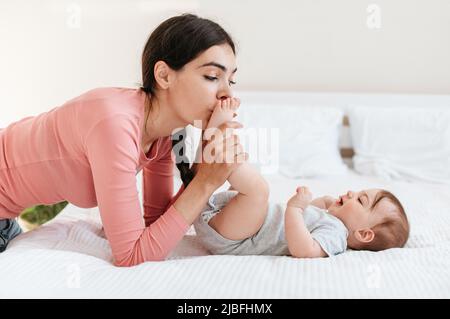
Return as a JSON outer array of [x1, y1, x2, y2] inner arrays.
[[172, 128, 196, 187]]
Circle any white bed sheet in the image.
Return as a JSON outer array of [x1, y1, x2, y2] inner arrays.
[[1, 170, 450, 298]]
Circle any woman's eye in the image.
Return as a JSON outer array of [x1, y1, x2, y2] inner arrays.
[[204, 75, 236, 86], [204, 75, 218, 81]]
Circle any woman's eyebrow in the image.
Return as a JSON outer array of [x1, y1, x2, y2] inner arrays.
[[198, 62, 238, 73]]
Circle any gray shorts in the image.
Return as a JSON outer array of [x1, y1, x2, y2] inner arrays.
[[193, 191, 290, 256], [193, 191, 242, 255], [0, 218, 23, 252]]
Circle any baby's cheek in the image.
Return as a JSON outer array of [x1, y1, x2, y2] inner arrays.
[[342, 204, 358, 219], [347, 205, 366, 223]]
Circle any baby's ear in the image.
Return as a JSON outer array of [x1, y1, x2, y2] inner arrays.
[[355, 228, 375, 243]]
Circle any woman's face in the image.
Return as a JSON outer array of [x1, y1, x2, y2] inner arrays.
[[167, 43, 237, 129]]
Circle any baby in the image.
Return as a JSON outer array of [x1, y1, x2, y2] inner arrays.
[[193, 100, 410, 258]]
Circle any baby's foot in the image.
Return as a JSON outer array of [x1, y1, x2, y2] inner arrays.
[[206, 98, 239, 130]]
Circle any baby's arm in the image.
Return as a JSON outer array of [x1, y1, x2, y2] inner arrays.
[[310, 196, 336, 210], [285, 187, 327, 258]]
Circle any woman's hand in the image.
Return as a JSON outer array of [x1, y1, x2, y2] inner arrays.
[[173, 118, 247, 226], [192, 97, 240, 173], [194, 120, 248, 190]]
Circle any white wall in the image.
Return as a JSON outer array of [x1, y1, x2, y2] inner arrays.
[[1, 0, 449, 127]]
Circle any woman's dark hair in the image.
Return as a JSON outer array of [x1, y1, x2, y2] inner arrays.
[[140, 13, 235, 187]]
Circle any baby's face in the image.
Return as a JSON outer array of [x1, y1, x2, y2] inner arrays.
[[327, 188, 395, 232]]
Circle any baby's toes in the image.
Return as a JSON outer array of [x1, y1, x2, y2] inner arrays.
[[222, 99, 236, 115], [224, 98, 232, 110], [218, 98, 227, 108], [230, 98, 240, 111], [216, 99, 225, 112]]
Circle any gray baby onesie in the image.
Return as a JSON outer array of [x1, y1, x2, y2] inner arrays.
[[193, 190, 348, 256]]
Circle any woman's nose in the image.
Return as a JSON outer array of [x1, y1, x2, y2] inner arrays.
[[218, 94, 233, 101], [218, 85, 233, 100]]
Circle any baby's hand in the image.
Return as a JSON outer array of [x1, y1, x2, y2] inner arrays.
[[287, 186, 312, 210]]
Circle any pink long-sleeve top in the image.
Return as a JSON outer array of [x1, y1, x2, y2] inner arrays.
[[0, 87, 190, 266]]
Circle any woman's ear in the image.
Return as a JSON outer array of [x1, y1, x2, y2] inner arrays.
[[153, 61, 172, 90], [354, 228, 375, 243]]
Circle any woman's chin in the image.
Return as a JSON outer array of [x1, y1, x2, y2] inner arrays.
[[190, 114, 212, 129], [191, 121, 205, 129]]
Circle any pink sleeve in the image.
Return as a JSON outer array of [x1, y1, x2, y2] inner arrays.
[[85, 116, 189, 267], [142, 138, 185, 227]]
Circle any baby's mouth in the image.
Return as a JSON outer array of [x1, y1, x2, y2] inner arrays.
[[335, 197, 344, 206]]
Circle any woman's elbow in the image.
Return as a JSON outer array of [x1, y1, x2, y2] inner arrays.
[[113, 251, 167, 267]]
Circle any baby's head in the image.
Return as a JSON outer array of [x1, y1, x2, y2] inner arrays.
[[327, 189, 409, 251]]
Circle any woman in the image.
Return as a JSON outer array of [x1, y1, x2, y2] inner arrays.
[[0, 13, 246, 266]]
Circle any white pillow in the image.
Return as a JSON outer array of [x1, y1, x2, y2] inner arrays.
[[348, 106, 450, 184], [235, 104, 348, 177]]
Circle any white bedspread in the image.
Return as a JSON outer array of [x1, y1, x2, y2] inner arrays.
[[1, 171, 450, 298]]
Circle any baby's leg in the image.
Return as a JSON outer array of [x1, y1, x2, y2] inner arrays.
[[209, 163, 269, 240], [205, 99, 269, 241]]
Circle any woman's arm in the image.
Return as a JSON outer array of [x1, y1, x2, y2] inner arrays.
[[86, 116, 245, 267], [85, 117, 190, 266], [142, 138, 176, 226], [171, 177, 217, 224]]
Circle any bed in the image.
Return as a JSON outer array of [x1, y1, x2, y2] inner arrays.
[[1, 91, 449, 298]]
